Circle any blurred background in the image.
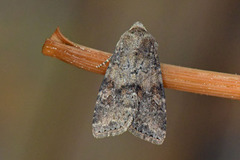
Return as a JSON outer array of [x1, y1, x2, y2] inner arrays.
[[0, 0, 240, 160]]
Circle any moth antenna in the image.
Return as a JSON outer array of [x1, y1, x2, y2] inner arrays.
[[96, 56, 111, 68]]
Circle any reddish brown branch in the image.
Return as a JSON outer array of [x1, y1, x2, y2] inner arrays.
[[42, 28, 240, 100]]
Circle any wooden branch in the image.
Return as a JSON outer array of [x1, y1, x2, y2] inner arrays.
[[42, 28, 240, 100]]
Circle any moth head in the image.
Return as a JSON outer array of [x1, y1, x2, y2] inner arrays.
[[129, 22, 147, 31], [127, 22, 149, 41], [116, 22, 155, 54]]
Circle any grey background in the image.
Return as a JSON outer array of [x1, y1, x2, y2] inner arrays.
[[0, 0, 240, 160]]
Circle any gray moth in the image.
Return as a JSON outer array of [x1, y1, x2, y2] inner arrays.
[[92, 22, 166, 145]]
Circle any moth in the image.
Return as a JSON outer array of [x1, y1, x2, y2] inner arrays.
[[92, 22, 166, 145]]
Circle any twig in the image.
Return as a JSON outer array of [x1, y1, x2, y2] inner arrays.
[[42, 28, 240, 100]]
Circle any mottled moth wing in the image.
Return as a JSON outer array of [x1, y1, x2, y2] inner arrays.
[[92, 25, 140, 138], [93, 22, 166, 145], [127, 23, 166, 145]]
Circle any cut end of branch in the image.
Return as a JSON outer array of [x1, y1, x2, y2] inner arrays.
[[42, 27, 112, 75]]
